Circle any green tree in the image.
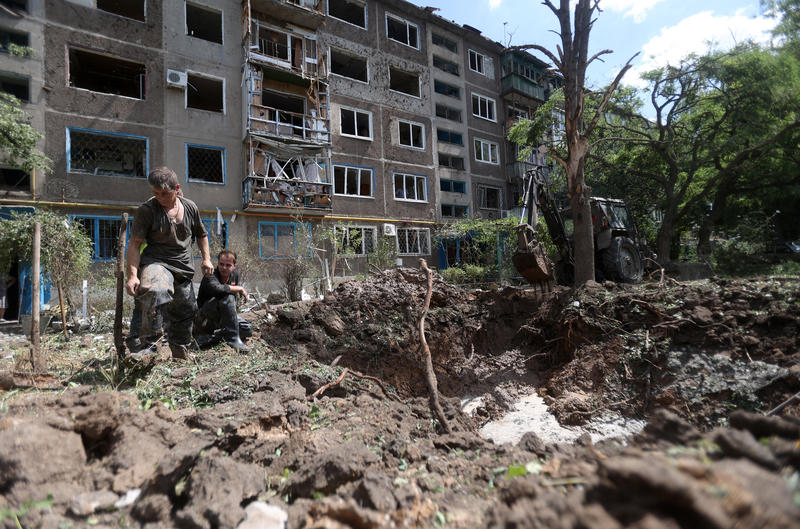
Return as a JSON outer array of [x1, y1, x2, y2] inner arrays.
[[0, 93, 50, 173], [0, 210, 92, 340]]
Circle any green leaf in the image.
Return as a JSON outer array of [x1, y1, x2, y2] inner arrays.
[[505, 465, 528, 479]]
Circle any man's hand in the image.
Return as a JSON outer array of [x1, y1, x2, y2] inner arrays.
[[232, 285, 248, 302], [201, 259, 214, 277], [126, 276, 140, 296]]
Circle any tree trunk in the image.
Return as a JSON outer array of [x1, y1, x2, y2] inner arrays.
[[697, 189, 727, 259], [30, 222, 45, 373], [656, 217, 676, 266], [57, 281, 68, 339], [570, 190, 595, 285]]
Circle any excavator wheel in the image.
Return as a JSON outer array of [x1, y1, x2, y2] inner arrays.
[[601, 236, 643, 283]]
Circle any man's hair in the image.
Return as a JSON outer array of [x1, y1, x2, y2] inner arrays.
[[148, 166, 179, 190], [218, 249, 237, 263]]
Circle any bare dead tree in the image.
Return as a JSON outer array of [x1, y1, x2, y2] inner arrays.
[[508, 0, 637, 285]]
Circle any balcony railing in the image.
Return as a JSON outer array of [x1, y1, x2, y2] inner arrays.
[[249, 103, 330, 144], [243, 176, 332, 211], [501, 74, 545, 101]]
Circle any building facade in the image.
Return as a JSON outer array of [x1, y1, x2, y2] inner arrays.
[[0, 0, 557, 293]]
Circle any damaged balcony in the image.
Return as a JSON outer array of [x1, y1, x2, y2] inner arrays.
[[243, 137, 332, 213], [244, 0, 325, 32], [248, 82, 330, 144], [245, 17, 326, 81]]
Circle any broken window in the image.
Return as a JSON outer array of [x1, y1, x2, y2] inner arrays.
[[0, 28, 28, 53], [340, 107, 371, 139], [67, 128, 148, 178], [398, 119, 424, 149], [333, 164, 372, 197], [330, 48, 368, 82], [186, 144, 224, 184], [258, 27, 290, 62], [187, 73, 223, 112], [440, 179, 466, 193], [386, 13, 418, 48], [260, 90, 305, 136], [0, 167, 29, 191], [433, 55, 458, 76], [69, 48, 146, 99], [73, 216, 129, 260], [474, 138, 499, 164], [478, 185, 501, 209], [441, 204, 468, 218], [469, 49, 487, 75], [434, 79, 459, 99], [186, 2, 222, 44], [438, 154, 465, 171], [393, 172, 426, 202], [335, 225, 375, 256], [472, 93, 496, 121], [435, 104, 461, 122], [328, 0, 366, 28], [397, 228, 430, 255], [201, 218, 228, 250], [259, 222, 307, 258], [432, 33, 457, 53], [436, 128, 462, 145], [96, 0, 145, 21], [389, 67, 419, 97], [0, 72, 29, 101]]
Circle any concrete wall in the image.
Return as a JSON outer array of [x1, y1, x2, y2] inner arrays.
[[162, 0, 244, 213]]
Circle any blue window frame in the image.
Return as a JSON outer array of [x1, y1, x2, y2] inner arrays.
[[71, 215, 132, 261], [186, 143, 225, 184], [198, 219, 228, 258], [66, 127, 149, 178], [440, 178, 466, 194], [441, 203, 468, 218], [258, 221, 310, 259]]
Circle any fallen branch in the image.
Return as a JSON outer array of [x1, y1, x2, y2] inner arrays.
[[767, 390, 800, 416], [309, 367, 402, 402], [418, 259, 452, 434]]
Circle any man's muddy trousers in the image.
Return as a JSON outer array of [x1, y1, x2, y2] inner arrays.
[[136, 264, 196, 353]]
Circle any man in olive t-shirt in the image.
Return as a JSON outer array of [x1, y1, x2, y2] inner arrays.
[[126, 166, 213, 359]]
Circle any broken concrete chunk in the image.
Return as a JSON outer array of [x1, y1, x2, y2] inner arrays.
[[237, 502, 288, 529], [69, 490, 119, 516], [315, 311, 346, 336]]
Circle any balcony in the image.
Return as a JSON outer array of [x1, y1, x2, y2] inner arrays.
[[249, 103, 330, 145], [247, 0, 325, 30], [243, 176, 332, 212], [501, 74, 545, 102]]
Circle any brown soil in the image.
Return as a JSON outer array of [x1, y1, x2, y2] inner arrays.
[[1, 269, 799, 528]]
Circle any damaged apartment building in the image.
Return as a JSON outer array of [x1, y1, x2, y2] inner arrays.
[[0, 0, 557, 300]]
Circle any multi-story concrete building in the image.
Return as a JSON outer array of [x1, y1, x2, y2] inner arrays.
[[0, 0, 557, 302]]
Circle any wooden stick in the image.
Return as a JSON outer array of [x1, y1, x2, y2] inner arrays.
[[767, 390, 800, 416], [309, 367, 402, 402], [114, 213, 128, 361], [30, 222, 44, 373], [418, 259, 451, 433], [57, 281, 68, 339]]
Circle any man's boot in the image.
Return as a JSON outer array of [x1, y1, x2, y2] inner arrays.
[[220, 295, 250, 352], [169, 342, 191, 360], [223, 326, 250, 353]]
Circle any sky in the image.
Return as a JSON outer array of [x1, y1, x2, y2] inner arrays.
[[407, 0, 780, 89]]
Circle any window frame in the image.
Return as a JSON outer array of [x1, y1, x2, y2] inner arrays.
[[334, 224, 377, 256], [67, 47, 147, 100], [433, 79, 460, 99], [441, 203, 469, 218], [258, 221, 310, 259], [201, 217, 228, 250], [437, 153, 465, 171], [393, 172, 428, 203], [96, 0, 146, 22], [436, 128, 463, 145], [185, 70, 225, 113], [66, 127, 149, 178], [431, 32, 457, 53], [396, 227, 431, 256], [388, 66, 421, 98], [385, 12, 419, 49], [432, 55, 459, 76], [397, 119, 425, 150], [339, 105, 373, 140], [185, 143, 226, 185], [333, 163, 374, 198], [435, 104, 461, 122], [468, 49, 488, 75], [329, 47, 369, 83], [185, 1, 224, 45], [478, 184, 502, 210], [327, 0, 367, 30], [70, 215, 133, 261], [440, 178, 467, 193], [471, 93, 497, 122], [474, 138, 499, 165]]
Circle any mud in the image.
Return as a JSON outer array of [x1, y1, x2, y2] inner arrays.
[[0, 269, 799, 528]]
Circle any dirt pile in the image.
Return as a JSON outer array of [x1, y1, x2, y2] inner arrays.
[[1, 272, 799, 528]]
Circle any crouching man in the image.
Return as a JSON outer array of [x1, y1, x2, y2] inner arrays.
[[195, 250, 250, 352], [126, 166, 213, 359]]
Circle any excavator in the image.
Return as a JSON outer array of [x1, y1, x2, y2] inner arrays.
[[512, 163, 652, 286]]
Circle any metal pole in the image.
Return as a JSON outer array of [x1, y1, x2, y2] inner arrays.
[[114, 213, 128, 360]]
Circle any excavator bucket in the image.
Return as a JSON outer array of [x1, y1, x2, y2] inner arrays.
[[512, 224, 554, 282]]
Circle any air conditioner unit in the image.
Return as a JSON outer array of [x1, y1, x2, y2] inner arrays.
[[166, 69, 187, 89], [382, 223, 397, 236]]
